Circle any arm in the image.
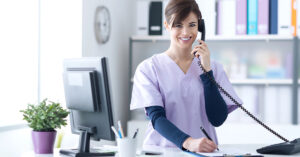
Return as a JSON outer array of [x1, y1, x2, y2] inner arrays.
[[146, 106, 217, 152], [145, 106, 190, 149], [200, 70, 228, 127]]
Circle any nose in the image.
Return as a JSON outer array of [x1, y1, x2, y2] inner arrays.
[[182, 26, 190, 35]]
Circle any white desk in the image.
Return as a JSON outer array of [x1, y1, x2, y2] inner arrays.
[[21, 144, 300, 157]]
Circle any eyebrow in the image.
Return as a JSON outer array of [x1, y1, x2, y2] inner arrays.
[[174, 21, 197, 25]]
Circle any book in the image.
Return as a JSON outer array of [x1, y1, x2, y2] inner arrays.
[[136, 0, 149, 35], [278, 0, 292, 35], [196, 0, 217, 37], [258, 0, 269, 34], [236, 0, 247, 35], [162, 0, 170, 37], [264, 87, 279, 123], [247, 0, 258, 35], [217, 0, 236, 36], [291, 0, 297, 36], [269, 0, 278, 34], [149, 1, 163, 35]]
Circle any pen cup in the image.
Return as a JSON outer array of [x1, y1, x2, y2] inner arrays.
[[117, 137, 137, 157]]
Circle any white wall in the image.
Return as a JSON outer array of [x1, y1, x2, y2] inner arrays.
[[82, 0, 135, 136]]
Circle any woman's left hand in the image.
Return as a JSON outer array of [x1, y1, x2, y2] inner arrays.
[[191, 40, 211, 71]]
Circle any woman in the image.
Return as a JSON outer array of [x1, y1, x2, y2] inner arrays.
[[130, 0, 242, 152]]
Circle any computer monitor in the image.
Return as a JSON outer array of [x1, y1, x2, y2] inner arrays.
[[60, 57, 115, 157]]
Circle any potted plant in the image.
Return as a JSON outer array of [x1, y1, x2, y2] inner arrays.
[[20, 99, 69, 154]]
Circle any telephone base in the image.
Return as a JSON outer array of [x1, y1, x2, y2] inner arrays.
[[256, 138, 300, 155]]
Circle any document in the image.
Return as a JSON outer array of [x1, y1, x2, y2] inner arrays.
[[188, 147, 262, 157]]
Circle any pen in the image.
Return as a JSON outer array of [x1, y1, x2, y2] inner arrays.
[[111, 126, 120, 138], [132, 128, 139, 139], [118, 130, 123, 138], [118, 120, 125, 138], [200, 126, 219, 151]]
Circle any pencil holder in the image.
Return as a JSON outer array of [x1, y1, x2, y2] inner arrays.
[[117, 137, 137, 157]]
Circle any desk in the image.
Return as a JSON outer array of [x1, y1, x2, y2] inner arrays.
[[21, 144, 300, 157]]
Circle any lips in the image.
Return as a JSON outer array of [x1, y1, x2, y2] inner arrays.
[[179, 37, 192, 41]]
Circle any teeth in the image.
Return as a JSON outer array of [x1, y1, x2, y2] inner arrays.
[[181, 37, 190, 41]]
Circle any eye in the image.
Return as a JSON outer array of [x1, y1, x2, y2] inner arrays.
[[174, 24, 182, 28], [190, 23, 196, 27]]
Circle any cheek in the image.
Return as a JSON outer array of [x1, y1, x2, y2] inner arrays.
[[170, 31, 179, 39]]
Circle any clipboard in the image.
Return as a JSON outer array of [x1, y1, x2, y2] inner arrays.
[[184, 150, 264, 157]]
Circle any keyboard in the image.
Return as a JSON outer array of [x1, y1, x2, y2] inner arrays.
[[256, 138, 300, 155]]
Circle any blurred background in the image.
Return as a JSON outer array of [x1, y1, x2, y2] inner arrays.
[[0, 0, 299, 156]]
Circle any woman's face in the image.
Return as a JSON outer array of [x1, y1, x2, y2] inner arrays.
[[167, 12, 198, 49]]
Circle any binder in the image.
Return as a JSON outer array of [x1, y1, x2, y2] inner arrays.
[[297, 0, 300, 36], [278, 0, 292, 35], [269, 0, 278, 34], [149, 1, 162, 35], [136, 0, 149, 35], [196, 0, 217, 37], [247, 0, 258, 35], [291, 0, 297, 36], [236, 0, 247, 35], [162, 0, 170, 37], [258, 0, 269, 34], [217, 0, 236, 36]]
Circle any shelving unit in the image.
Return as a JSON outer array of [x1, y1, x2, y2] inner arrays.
[[129, 35, 299, 124], [131, 35, 293, 41]]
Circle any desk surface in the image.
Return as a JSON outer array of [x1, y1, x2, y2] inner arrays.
[[21, 144, 300, 157]]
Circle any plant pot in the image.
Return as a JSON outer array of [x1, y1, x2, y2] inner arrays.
[[32, 130, 57, 154]]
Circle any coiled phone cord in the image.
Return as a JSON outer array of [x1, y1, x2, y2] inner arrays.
[[196, 58, 289, 142]]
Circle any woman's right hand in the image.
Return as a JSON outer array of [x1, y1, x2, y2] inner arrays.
[[182, 137, 217, 152]]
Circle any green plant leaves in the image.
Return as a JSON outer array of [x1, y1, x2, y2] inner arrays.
[[20, 98, 69, 132]]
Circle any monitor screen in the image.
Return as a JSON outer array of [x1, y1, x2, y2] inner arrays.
[[60, 57, 115, 156]]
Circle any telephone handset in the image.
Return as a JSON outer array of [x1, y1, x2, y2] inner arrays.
[[196, 19, 300, 155]]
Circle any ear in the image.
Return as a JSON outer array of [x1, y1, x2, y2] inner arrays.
[[164, 20, 171, 31]]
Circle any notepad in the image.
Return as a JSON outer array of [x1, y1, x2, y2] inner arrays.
[[185, 147, 263, 157]]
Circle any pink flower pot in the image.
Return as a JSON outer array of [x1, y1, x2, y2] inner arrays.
[[32, 130, 56, 154]]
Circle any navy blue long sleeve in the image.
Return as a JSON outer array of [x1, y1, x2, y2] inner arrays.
[[145, 106, 190, 149], [200, 70, 228, 127], [145, 70, 228, 149]]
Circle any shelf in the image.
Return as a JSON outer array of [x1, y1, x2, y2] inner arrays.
[[131, 35, 293, 42], [131, 77, 300, 85], [230, 79, 293, 85]]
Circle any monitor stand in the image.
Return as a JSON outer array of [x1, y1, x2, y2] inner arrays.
[[59, 126, 115, 157]]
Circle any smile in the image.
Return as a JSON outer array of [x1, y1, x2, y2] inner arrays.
[[179, 37, 192, 42]]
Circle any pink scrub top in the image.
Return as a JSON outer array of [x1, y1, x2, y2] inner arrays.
[[130, 53, 243, 148]]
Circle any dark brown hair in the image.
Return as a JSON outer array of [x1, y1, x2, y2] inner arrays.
[[165, 0, 202, 27]]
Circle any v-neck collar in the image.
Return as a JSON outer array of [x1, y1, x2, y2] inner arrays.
[[162, 53, 196, 76]]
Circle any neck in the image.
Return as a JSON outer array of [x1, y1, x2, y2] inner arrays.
[[166, 44, 194, 62]]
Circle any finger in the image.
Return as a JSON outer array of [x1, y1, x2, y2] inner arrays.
[[199, 146, 210, 153], [194, 45, 208, 52], [192, 48, 201, 56], [201, 144, 214, 152], [194, 49, 206, 56], [199, 40, 207, 46], [193, 50, 203, 58], [206, 140, 217, 150]]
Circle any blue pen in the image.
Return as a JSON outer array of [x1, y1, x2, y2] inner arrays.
[[118, 130, 122, 138]]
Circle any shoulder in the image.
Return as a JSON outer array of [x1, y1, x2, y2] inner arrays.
[[136, 53, 163, 74], [210, 60, 226, 76]]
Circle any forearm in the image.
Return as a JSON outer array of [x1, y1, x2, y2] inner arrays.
[[200, 70, 228, 127], [145, 106, 190, 149]]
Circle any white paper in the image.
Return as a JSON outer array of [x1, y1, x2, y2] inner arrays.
[[195, 147, 251, 157]]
